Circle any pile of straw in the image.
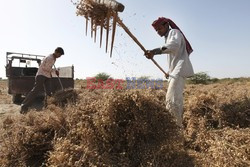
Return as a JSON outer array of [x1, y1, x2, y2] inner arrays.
[[48, 88, 78, 107], [0, 81, 250, 166], [183, 82, 250, 166], [197, 128, 250, 166], [1, 89, 192, 166], [47, 89, 190, 166], [0, 109, 67, 166]]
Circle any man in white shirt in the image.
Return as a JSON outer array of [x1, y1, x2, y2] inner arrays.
[[145, 17, 194, 127], [20, 47, 64, 113]]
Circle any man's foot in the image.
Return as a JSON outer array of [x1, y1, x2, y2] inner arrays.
[[20, 104, 28, 114]]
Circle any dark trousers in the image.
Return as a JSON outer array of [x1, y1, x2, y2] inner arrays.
[[22, 75, 51, 109]]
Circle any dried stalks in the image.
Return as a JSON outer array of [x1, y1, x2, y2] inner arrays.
[[183, 81, 250, 166], [47, 89, 189, 166], [48, 88, 78, 107], [0, 81, 250, 166], [73, 0, 121, 56]]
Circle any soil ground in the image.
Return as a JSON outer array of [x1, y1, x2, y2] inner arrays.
[[0, 80, 45, 120]]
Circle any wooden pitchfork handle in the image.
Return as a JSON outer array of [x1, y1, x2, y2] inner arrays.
[[117, 17, 169, 78], [53, 65, 64, 91]]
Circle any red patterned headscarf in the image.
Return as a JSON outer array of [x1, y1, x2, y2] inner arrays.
[[152, 17, 193, 55]]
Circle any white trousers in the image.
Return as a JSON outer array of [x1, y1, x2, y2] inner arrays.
[[166, 75, 185, 127]]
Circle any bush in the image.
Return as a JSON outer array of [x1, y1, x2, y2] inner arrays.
[[188, 72, 211, 84], [210, 77, 219, 83], [94, 72, 111, 81]]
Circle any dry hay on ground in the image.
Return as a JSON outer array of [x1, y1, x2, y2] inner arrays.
[[48, 88, 78, 107], [0, 108, 67, 167], [183, 81, 250, 167], [0, 81, 250, 167], [195, 128, 250, 167], [184, 82, 250, 149], [0, 81, 11, 104], [0, 89, 194, 167], [47, 89, 192, 167]]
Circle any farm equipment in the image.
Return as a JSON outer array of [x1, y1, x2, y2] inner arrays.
[[5, 52, 74, 104], [75, 0, 169, 77]]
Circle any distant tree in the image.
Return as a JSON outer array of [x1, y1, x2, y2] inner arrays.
[[94, 72, 111, 81], [188, 72, 211, 84]]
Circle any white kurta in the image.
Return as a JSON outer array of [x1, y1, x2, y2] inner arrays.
[[161, 29, 194, 127], [162, 29, 194, 78], [36, 54, 56, 78]]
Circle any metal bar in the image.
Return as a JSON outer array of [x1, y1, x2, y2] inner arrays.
[[6, 52, 45, 58], [10, 56, 44, 61]]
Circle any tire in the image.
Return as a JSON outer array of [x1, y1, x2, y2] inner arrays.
[[12, 94, 23, 104]]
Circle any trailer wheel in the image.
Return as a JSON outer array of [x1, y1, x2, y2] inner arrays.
[[12, 94, 23, 104]]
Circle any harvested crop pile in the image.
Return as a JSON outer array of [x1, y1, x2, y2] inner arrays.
[[184, 83, 250, 148], [0, 81, 250, 166], [183, 81, 250, 166], [47, 89, 192, 166], [0, 108, 67, 167], [0, 89, 194, 167], [48, 88, 78, 107], [220, 97, 250, 128], [196, 128, 250, 166]]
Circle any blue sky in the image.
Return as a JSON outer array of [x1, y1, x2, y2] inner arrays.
[[0, 0, 250, 79]]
